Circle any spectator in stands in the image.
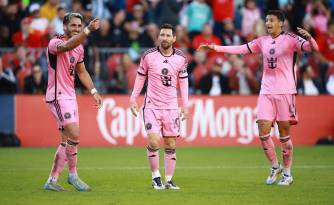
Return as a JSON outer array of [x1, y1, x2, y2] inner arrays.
[[199, 57, 230, 95], [174, 25, 191, 52], [90, 0, 112, 20], [221, 19, 242, 46], [241, 0, 261, 38], [317, 20, 334, 83], [211, 0, 234, 38], [0, 56, 17, 94], [141, 23, 159, 47], [23, 64, 47, 94], [12, 17, 45, 48], [0, 25, 11, 47], [182, 0, 212, 40], [122, 20, 148, 50], [40, 0, 60, 22], [297, 64, 325, 95], [3, 2, 24, 42], [90, 18, 113, 81], [51, 4, 67, 35], [29, 3, 49, 32], [229, 55, 259, 95], [110, 9, 127, 47], [192, 24, 221, 52], [305, 0, 331, 35], [28, 3, 49, 47], [125, 4, 147, 35], [148, 0, 183, 27], [189, 49, 208, 89], [108, 54, 132, 94]]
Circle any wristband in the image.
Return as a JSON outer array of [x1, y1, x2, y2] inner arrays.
[[90, 88, 98, 95]]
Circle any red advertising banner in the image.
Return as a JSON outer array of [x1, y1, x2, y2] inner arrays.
[[16, 95, 334, 147]]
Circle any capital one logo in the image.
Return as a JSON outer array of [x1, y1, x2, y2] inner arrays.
[[97, 98, 279, 145]]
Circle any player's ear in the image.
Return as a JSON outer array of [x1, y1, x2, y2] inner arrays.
[[173, 36, 176, 43], [279, 21, 283, 28]]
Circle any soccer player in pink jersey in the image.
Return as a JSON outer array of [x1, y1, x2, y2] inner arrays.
[[130, 24, 189, 190], [43, 13, 102, 192], [199, 10, 319, 186]]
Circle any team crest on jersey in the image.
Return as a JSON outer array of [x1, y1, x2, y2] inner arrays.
[[269, 48, 275, 55], [70, 57, 75, 63], [145, 123, 152, 130], [161, 68, 169, 75], [64, 112, 71, 119]]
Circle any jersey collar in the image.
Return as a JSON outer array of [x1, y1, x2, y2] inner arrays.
[[157, 46, 175, 57]]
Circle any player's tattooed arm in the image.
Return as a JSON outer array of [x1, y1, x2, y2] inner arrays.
[[297, 27, 319, 52], [57, 18, 100, 53], [76, 62, 102, 108]]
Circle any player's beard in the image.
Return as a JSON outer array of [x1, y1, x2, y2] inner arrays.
[[161, 41, 172, 50]]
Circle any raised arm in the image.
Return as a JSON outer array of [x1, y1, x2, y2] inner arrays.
[[198, 44, 251, 55], [297, 27, 319, 52], [57, 18, 100, 53]]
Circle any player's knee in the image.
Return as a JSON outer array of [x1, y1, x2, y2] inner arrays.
[[148, 140, 160, 150], [68, 130, 80, 141], [164, 138, 176, 149]]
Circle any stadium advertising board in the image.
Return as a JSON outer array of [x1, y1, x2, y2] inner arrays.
[[16, 95, 334, 147]]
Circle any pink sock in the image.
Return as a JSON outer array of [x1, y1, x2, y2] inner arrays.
[[66, 139, 79, 175], [49, 143, 67, 181], [147, 146, 159, 173], [280, 136, 293, 175], [260, 134, 278, 167], [164, 148, 176, 181]]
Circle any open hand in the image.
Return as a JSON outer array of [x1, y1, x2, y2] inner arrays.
[[93, 93, 103, 109], [130, 101, 139, 117], [197, 44, 216, 52], [88, 18, 100, 32], [180, 106, 188, 121], [297, 27, 311, 40]]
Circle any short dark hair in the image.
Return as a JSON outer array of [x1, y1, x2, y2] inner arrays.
[[63, 12, 83, 25], [160, 23, 175, 36], [267, 10, 285, 22]]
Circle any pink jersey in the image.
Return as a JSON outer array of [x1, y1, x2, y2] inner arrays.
[[45, 35, 84, 102], [248, 32, 308, 94], [130, 47, 188, 109]]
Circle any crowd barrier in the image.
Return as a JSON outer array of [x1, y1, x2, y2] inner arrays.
[[10, 95, 334, 147]]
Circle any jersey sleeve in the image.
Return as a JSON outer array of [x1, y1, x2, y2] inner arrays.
[[178, 58, 188, 79], [247, 37, 262, 54], [77, 45, 84, 64], [294, 35, 308, 52], [48, 38, 63, 54], [137, 56, 148, 76]]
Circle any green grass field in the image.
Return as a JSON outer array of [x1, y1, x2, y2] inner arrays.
[[0, 146, 333, 205]]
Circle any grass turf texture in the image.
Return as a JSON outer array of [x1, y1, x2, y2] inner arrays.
[[0, 147, 333, 205]]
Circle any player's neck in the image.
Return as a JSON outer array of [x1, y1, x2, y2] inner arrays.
[[270, 30, 283, 39], [158, 46, 174, 56]]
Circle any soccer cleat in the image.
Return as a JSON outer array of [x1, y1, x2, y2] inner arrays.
[[278, 174, 293, 186], [266, 164, 282, 185], [44, 181, 65, 192], [165, 180, 180, 190], [152, 177, 165, 190], [68, 175, 91, 192]]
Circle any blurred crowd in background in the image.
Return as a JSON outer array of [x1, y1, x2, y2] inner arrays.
[[0, 0, 334, 96]]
